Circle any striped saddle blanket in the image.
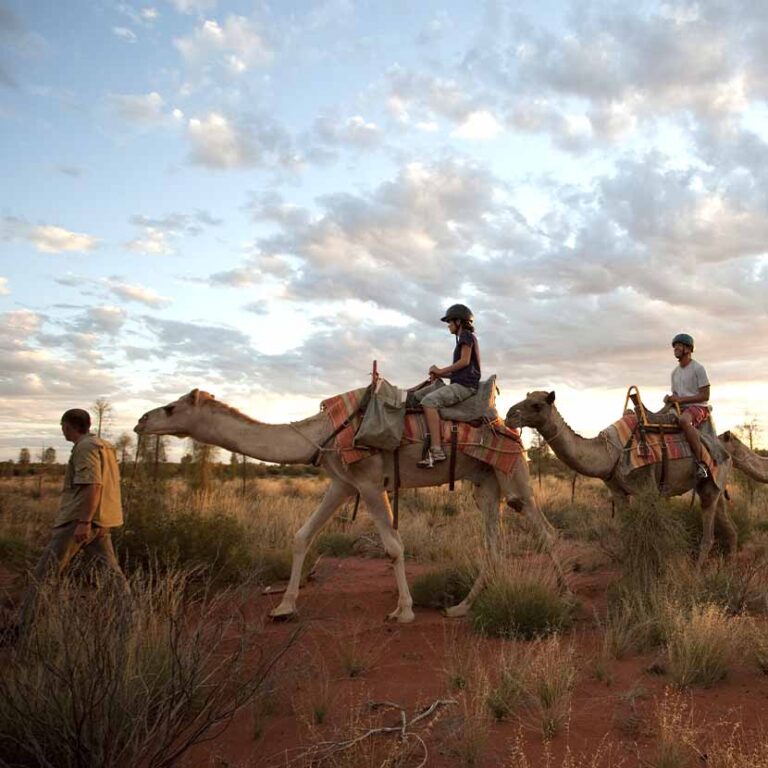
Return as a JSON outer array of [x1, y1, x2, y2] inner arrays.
[[602, 412, 724, 486], [320, 387, 526, 474]]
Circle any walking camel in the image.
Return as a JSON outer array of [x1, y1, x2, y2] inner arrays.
[[720, 431, 768, 482], [134, 389, 562, 623], [506, 391, 737, 569]]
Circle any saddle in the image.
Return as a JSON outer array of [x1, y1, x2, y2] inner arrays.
[[405, 375, 500, 426], [624, 385, 695, 433]]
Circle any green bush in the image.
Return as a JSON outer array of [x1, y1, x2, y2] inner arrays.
[[471, 575, 573, 640], [411, 566, 477, 610], [115, 495, 256, 585]]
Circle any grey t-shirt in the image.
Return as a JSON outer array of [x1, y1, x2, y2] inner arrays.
[[671, 359, 710, 406]]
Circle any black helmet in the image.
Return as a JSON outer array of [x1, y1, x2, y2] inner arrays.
[[671, 333, 694, 351], [441, 304, 473, 323]]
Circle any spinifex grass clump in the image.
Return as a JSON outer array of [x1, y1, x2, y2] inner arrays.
[[486, 637, 577, 739], [0, 569, 296, 768], [470, 568, 573, 640], [666, 603, 735, 688], [615, 493, 688, 595], [411, 566, 477, 610]]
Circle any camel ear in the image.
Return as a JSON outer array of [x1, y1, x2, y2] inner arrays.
[[187, 389, 201, 405], [546, 391, 556, 404], [721, 430, 731, 442]]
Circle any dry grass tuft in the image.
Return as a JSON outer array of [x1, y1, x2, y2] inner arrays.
[[665, 603, 736, 688]]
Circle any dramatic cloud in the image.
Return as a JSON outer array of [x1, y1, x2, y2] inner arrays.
[[187, 112, 294, 169]]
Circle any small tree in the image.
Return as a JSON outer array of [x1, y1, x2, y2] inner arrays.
[[190, 440, 219, 492], [41, 447, 57, 465], [18, 448, 31, 467], [92, 398, 114, 438], [737, 414, 761, 503], [114, 433, 133, 466]]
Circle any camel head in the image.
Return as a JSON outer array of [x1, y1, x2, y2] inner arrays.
[[505, 391, 557, 430], [134, 389, 216, 438]]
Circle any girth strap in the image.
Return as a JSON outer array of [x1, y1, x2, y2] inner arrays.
[[449, 424, 459, 491]]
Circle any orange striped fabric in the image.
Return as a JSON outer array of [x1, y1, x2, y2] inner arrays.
[[610, 412, 716, 475], [320, 388, 525, 473]]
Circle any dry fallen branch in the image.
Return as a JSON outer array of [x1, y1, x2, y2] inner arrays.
[[279, 697, 457, 767]]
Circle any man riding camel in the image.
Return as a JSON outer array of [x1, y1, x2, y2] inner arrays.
[[664, 333, 710, 480]]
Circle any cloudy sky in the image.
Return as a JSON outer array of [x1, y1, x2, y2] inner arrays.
[[2, 0, 768, 460]]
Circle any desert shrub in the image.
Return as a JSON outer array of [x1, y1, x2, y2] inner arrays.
[[616, 495, 688, 593], [411, 566, 477, 610], [0, 569, 295, 768], [603, 584, 669, 657], [315, 531, 356, 557], [116, 501, 257, 585], [666, 603, 735, 688], [471, 572, 573, 640], [485, 637, 576, 739]]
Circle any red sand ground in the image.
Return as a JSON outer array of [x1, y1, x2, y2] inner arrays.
[[182, 555, 768, 768]]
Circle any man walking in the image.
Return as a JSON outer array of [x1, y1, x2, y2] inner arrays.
[[14, 408, 129, 638], [664, 333, 711, 480]]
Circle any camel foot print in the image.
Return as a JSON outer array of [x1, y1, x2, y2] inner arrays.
[[443, 604, 470, 619], [386, 607, 415, 624]]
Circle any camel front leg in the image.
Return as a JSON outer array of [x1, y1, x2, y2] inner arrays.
[[499, 466, 570, 594], [270, 478, 356, 620], [715, 494, 738, 557], [361, 487, 415, 623], [445, 471, 500, 618], [696, 486, 719, 572]]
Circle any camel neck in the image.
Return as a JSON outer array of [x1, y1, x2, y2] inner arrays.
[[190, 409, 330, 465], [539, 407, 617, 479]]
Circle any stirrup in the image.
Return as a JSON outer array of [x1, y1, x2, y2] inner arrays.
[[417, 448, 446, 468]]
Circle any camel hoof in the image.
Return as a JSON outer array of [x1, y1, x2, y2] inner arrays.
[[443, 604, 470, 619], [387, 608, 415, 623], [269, 605, 298, 622]]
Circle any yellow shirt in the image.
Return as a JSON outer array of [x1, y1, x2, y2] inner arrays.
[[54, 435, 123, 528]]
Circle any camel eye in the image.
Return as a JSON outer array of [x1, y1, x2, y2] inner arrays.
[[163, 405, 175, 416], [532, 403, 543, 412]]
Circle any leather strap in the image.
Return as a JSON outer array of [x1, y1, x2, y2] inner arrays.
[[393, 448, 400, 530], [449, 424, 458, 491]]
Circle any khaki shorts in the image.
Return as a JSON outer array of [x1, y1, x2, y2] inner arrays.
[[417, 382, 477, 409]]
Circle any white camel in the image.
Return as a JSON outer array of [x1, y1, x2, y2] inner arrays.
[[506, 391, 737, 569], [134, 389, 561, 622]]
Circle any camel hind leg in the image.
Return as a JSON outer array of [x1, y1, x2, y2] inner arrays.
[[270, 477, 356, 620]]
